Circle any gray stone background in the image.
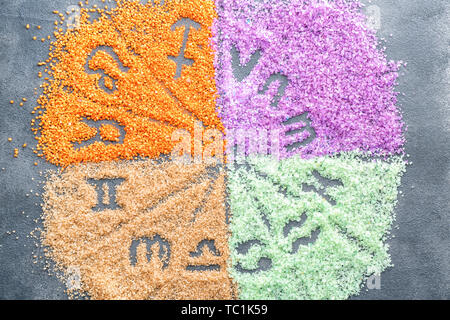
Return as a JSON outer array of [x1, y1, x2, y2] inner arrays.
[[0, 0, 449, 300]]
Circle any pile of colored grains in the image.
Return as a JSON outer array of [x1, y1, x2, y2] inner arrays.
[[41, 160, 235, 300], [215, 0, 405, 158]]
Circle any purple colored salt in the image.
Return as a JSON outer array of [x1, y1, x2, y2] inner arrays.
[[214, 0, 405, 158]]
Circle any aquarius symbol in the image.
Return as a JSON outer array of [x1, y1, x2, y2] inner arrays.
[[303, 170, 343, 206], [87, 178, 125, 211], [168, 18, 201, 79]]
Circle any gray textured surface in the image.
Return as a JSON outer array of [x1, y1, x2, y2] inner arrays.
[[0, 0, 449, 300]]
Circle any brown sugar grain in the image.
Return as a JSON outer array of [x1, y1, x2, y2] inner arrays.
[[41, 159, 236, 300]]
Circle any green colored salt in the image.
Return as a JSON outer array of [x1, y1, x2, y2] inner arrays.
[[227, 152, 406, 300]]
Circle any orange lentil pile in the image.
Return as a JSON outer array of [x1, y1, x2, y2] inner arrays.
[[35, 0, 223, 167], [31, 0, 234, 300], [42, 160, 235, 300]]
